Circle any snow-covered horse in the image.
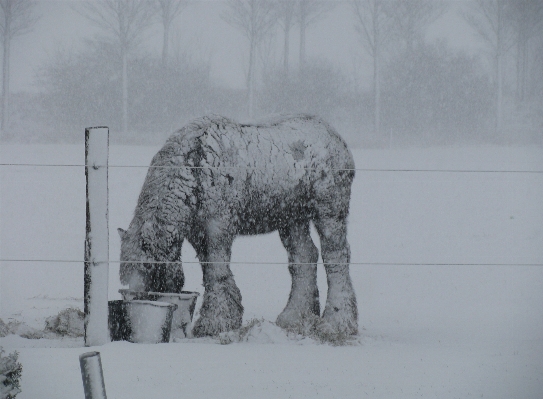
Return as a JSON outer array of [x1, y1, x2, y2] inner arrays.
[[118, 114, 358, 337]]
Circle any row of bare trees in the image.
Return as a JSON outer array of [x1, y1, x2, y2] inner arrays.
[[230, 0, 543, 137], [353, 0, 543, 137], [222, 0, 335, 119], [0, 0, 189, 134], [69, 0, 336, 130], [76, 0, 189, 133], [463, 0, 543, 132], [352, 0, 447, 136], [1, 0, 542, 143]]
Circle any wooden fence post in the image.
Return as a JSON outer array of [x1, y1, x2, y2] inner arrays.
[[85, 127, 110, 346]]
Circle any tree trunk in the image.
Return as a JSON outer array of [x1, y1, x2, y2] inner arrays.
[[519, 31, 527, 102], [2, 25, 10, 132], [299, 1, 306, 71], [373, 0, 380, 137], [162, 20, 170, 66], [2, 35, 10, 132], [122, 48, 128, 133], [374, 45, 381, 137], [299, 25, 306, 70], [515, 1, 527, 103], [516, 33, 522, 101], [496, 52, 503, 132], [283, 23, 290, 76], [496, 4, 503, 133], [248, 39, 255, 119]]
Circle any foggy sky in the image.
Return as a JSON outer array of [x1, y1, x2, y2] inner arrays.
[[10, 0, 480, 93]]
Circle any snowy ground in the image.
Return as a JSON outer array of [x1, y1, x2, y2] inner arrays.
[[1, 143, 542, 398]]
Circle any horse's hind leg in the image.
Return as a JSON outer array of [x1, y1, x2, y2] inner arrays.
[[314, 212, 358, 335], [276, 219, 320, 330]]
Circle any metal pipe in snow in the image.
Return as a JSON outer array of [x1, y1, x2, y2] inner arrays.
[[79, 351, 108, 399], [84, 127, 110, 346]]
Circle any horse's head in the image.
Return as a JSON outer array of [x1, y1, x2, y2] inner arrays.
[[118, 217, 184, 293]]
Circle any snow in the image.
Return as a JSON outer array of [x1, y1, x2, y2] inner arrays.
[[1, 143, 543, 398], [218, 320, 296, 345], [241, 320, 292, 344]]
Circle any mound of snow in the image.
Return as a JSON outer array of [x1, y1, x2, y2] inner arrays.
[[218, 319, 318, 345], [44, 308, 84, 337], [0, 308, 85, 342], [244, 320, 292, 344], [0, 318, 48, 340], [4, 321, 45, 340]]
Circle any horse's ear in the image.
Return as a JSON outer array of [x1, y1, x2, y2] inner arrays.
[[117, 228, 127, 239]]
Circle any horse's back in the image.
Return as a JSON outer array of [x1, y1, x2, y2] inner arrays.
[[240, 114, 353, 169], [154, 115, 354, 228]]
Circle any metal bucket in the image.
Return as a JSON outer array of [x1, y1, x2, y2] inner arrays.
[[118, 289, 150, 301], [126, 300, 177, 344], [108, 300, 130, 342], [148, 292, 200, 338], [119, 290, 200, 338]]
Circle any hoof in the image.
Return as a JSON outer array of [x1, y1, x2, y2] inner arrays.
[[191, 281, 243, 337], [322, 302, 358, 336], [276, 289, 320, 332], [192, 314, 242, 337], [276, 308, 320, 334]]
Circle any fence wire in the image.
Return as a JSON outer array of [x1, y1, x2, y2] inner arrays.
[[1, 161, 541, 267], [1, 163, 542, 173], [0, 259, 541, 267]]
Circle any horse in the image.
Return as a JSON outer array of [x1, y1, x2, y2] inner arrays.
[[118, 114, 358, 337]]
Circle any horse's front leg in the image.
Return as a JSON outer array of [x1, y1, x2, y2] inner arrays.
[[276, 219, 320, 330], [191, 225, 243, 337]]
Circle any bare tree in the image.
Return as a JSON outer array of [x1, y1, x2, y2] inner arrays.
[[387, 0, 448, 53], [352, 0, 393, 136], [157, 0, 188, 66], [76, 0, 156, 133], [222, 0, 277, 119], [297, 0, 335, 70], [275, 0, 296, 75], [0, 0, 39, 132], [510, 0, 543, 102], [532, 31, 543, 102], [462, 0, 514, 132]]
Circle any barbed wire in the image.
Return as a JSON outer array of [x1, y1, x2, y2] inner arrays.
[[0, 259, 541, 266], [0, 163, 542, 174]]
